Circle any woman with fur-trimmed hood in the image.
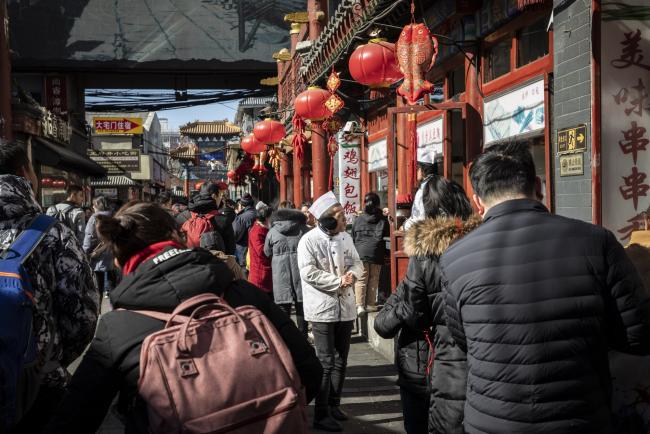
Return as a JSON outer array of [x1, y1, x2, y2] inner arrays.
[[399, 176, 481, 434]]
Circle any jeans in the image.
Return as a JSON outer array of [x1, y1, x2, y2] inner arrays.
[[311, 321, 354, 420], [235, 245, 249, 277], [95, 270, 116, 294], [354, 262, 382, 308], [400, 388, 429, 434], [278, 302, 308, 338]]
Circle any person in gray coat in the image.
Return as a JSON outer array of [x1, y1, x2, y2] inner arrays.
[[83, 196, 115, 297], [264, 208, 310, 337]]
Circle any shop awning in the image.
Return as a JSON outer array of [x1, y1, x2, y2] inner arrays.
[[90, 176, 141, 187], [33, 137, 107, 177]]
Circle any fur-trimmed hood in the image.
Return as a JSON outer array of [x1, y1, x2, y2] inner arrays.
[[404, 215, 482, 257], [271, 208, 307, 225]]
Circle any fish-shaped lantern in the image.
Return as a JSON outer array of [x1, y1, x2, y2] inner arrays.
[[396, 23, 439, 105]]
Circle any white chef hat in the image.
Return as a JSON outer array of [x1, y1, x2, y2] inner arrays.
[[309, 191, 340, 219]]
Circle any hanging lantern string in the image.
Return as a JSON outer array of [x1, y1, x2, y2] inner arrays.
[[410, 0, 416, 23], [327, 134, 339, 191]]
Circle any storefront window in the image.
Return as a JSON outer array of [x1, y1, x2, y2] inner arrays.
[[517, 18, 549, 67], [484, 39, 511, 82], [448, 66, 465, 98]]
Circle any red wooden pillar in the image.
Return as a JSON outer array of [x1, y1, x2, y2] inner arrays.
[[290, 21, 304, 206], [463, 49, 484, 199], [279, 153, 289, 202], [396, 97, 409, 195], [308, 0, 328, 198], [0, 0, 12, 140]]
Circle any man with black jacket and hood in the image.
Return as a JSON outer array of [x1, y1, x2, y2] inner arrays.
[[176, 182, 235, 255], [439, 143, 650, 434], [232, 193, 256, 267]]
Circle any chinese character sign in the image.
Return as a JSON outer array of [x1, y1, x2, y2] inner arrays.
[[338, 139, 361, 224], [93, 117, 144, 135], [601, 4, 650, 429], [602, 2, 650, 244], [45, 76, 67, 119]]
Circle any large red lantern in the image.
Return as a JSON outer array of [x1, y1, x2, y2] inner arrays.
[[294, 87, 330, 121], [349, 38, 403, 88], [240, 134, 266, 155], [253, 119, 286, 145]]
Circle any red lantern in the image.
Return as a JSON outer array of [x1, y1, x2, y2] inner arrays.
[[194, 181, 205, 191], [349, 38, 403, 88], [294, 87, 331, 121], [227, 170, 237, 181], [253, 118, 286, 145], [240, 134, 266, 155]]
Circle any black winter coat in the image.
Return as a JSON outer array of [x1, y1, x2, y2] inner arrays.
[[440, 199, 650, 434], [233, 206, 256, 247], [403, 216, 482, 434], [374, 282, 429, 397], [352, 211, 390, 264], [43, 248, 322, 434], [176, 194, 236, 255]]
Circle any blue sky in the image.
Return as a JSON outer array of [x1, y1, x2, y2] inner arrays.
[[158, 100, 241, 130]]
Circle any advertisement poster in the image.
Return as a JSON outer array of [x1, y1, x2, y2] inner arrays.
[[483, 78, 545, 144], [601, 1, 650, 432], [417, 117, 444, 163]]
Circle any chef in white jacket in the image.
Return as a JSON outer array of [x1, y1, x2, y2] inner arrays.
[[297, 191, 363, 432]]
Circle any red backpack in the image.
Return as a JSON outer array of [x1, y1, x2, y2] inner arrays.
[[181, 211, 219, 248]]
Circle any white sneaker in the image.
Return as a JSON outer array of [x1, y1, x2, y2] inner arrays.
[[357, 305, 366, 315]]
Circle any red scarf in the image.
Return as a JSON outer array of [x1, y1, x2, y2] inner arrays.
[[121, 241, 184, 276]]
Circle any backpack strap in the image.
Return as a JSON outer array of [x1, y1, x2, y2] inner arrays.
[[2, 215, 56, 264]]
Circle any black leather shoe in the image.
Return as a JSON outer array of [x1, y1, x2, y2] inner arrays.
[[313, 416, 343, 432], [329, 406, 349, 421]]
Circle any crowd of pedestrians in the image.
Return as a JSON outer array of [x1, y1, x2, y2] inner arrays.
[[1, 137, 650, 434]]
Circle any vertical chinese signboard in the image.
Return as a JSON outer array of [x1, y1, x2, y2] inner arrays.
[[602, 2, 650, 243], [45, 76, 67, 119], [338, 138, 361, 224], [601, 1, 650, 429]]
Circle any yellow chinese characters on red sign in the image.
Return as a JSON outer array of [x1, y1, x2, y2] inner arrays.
[[93, 117, 143, 135]]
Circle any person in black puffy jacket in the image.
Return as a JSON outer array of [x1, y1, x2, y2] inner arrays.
[[42, 202, 322, 434], [436, 143, 650, 434], [352, 192, 390, 313], [399, 176, 480, 434], [374, 282, 430, 434]]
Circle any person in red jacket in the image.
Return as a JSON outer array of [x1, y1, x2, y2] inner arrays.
[[248, 206, 273, 295]]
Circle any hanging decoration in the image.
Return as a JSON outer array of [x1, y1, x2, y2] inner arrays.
[[227, 170, 239, 185], [253, 119, 286, 145], [325, 68, 345, 116], [241, 134, 266, 155], [322, 117, 342, 190], [321, 67, 346, 190], [395, 0, 439, 181], [294, 87, 330, 121], [292, 114, 307, 162], [349, 38, 403, 88], [252, 151, 268, 176], [267, 146, 283, 180]]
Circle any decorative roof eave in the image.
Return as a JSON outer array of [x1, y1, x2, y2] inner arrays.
[[301, 0, 397, 85]]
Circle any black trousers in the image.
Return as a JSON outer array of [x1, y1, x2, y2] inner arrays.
[[10, 385, 65, 433], [277, 302, 308, 338], [311, 320, 354, 420], [400, 388, 429, 434]]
